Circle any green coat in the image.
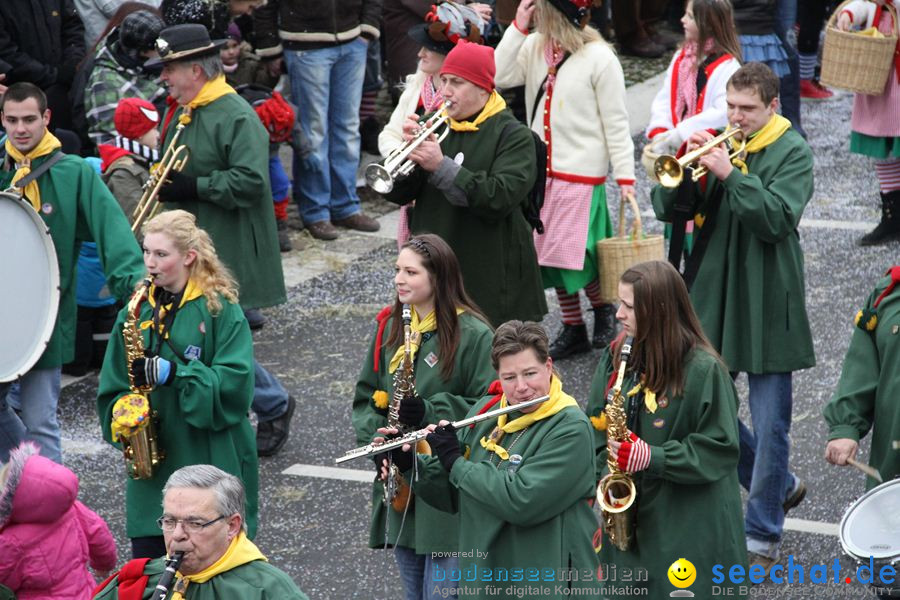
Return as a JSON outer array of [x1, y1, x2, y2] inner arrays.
[[651, 128, 815, 374], [0, 151, 144, 369], [352, 311, 496, 552], [411, 395, 600, 600], [385, 110, 547, 328], [586, 347, 747, 599], [824, 272, 900, 489], [161, 93, 285, 309], [92, 556, 308, 599], [96, 293, 258, 538]]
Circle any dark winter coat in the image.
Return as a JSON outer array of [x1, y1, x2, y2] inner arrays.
[[253, 0, 383, 56], [731, 0, 776, 35]]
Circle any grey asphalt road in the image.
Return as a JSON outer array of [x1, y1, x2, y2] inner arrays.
[[55, 90, 899, 600]]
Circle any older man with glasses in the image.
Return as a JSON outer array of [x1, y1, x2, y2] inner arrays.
[[93, 464, 308, 598]]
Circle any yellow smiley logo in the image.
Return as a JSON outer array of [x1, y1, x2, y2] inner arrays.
[[667, 558, 696, 588]]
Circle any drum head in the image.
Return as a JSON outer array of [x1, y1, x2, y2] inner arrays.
[[0, 192, 59, 382], [840, 478, 900, 562]]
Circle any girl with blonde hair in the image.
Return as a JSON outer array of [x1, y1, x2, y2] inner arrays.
[[97, 209, 257, 560], [495, 0, 635, 360]]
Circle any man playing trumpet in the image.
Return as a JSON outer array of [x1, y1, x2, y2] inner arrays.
[[651, 62, 815, 575]]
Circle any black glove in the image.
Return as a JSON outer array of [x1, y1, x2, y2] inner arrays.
[[158, 171, 198, 203], [130, 356, 174, 388], [389, 446, 414, 473], [426, 424, 461, 472], [398, 394, 426, 427]]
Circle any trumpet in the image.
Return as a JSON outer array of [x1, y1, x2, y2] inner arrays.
[[654, 126, 746, 188], [365, 103, 452, 194], [131, 117, 191, 233], [336, 394, 549, 464]]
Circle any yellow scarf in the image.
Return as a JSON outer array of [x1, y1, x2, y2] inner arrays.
[[141, 279, 205, 334], [5, 130, 62, 211], [171, 532, 267, 598], [480, 375, 576, 460], [731, 114, 791, 175], [178, 75, 236, 126], [447, 91, 507, 132], [387, 307, 464, 373]]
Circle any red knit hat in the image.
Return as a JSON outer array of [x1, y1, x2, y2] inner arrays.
[[114, 98, 159, 140], [440, 40, 495, 92]]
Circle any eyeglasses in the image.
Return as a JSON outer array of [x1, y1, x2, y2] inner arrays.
[[156, 515, 225, 533]]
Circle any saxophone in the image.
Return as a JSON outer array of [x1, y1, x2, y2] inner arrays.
[[384, 305, 430, 512], [110, 279, 165, 479], [597, 336, 637, 551]]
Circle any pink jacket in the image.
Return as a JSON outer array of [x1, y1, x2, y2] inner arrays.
[[0, 444, 117, 599]]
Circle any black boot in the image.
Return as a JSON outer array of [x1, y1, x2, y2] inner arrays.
[[859, 191, 900, 246], [549, 323, 591, 360], [276, 218, 293, 252], [592, 304, 617, 349]]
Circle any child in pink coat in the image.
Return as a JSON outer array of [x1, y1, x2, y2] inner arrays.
[[0, 443, 117, 599]]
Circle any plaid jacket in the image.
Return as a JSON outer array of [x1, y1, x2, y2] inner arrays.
[[84, 44, 167, 145]]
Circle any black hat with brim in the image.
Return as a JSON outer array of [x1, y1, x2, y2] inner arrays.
[[408, 23, 456, 55], [145, 24, 227, 68]]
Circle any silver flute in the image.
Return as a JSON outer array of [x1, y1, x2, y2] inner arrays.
[[336, 395, 550, 464]]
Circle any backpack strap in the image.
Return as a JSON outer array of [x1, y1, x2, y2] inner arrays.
[[530, 53, 571, 127], [11, 150, 65, 191]]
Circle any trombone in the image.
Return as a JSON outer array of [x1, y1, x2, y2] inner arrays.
[[131, 119, 191, 233], [365, 102, 452, 194], [653, 126, 746, 188]]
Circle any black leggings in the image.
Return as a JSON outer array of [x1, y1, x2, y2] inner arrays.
[[797, 0, 832, 54]]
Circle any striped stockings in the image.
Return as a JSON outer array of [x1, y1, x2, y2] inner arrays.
[[875, 158, 900, 193], [556, 280, 606, 325]]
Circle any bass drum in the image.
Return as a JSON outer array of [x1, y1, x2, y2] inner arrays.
[[0, 191, 60, 382], [840, 477, 900, 596]]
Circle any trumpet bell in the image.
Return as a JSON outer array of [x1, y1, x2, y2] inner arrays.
[[365, 162, 394, 194], [654, 155, 684, 188]]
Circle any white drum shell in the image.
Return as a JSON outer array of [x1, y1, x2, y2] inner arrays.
[[0, 191, 60, 382], [839, 477, 900, 565]]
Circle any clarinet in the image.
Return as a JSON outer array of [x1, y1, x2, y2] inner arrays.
[[152, 551, 184, 600]]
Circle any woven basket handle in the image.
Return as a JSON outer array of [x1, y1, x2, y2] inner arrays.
[[829, 0, 898, 36], [617, 191, 643, 240]]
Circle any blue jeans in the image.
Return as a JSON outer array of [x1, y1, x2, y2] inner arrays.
[[251, 360, 289, 422], [394, 546, 459, 600], [269, 155, 291, 202], [0, 368, 62, 463], [284, 40, 367, 225], [775, 0, 804, 137], [736, 372, 795, 559]]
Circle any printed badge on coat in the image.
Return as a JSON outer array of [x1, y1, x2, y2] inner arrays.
[[424, 352, 439, 368], [184, 345, 202, 361]]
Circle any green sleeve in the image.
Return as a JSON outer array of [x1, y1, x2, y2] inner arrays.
[[352, 326, 389, 447], [650, 182, 680, 222], [823, 323, 878, 443], [171, 304, 255, 431], [453, 124, 536, 221], [196, 114, 270, 211], [719, 141, 814, 243], [96, 306, 131, 445], [645, 358, 741, 484], [423, 325, 495, 424], [410, 453, 460, 514], [74, 160, 144, 302], [449, 416, 595, 527], [586, 350, 614, 482]]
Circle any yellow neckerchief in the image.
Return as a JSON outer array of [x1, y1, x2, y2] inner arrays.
[[178, 75, 236, 126], [387, 307, 465, 373], [5, 130, 62, 211], [479, 375, 576, 461], [171, 532, 267, 598], [626, 380, 658, 414], [731, 114, 791, 175], [141, 279, 205, 336], [447, 91, 507, 132]]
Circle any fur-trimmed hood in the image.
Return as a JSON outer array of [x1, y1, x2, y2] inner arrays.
[[0, 442, 77, 529]]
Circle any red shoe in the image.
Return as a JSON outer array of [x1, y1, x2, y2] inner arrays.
[[800, 79, 834, 100]]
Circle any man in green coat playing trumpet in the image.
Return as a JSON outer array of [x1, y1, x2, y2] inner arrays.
[[652, 62, 814, 575], [149, 24, 295, 457]]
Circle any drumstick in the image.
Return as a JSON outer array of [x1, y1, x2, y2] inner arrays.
[[847, 457, 883, 483]]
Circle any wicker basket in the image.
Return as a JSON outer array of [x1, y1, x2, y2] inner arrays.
[[820, 0, 898, 95], [596, 193, 664, 303]]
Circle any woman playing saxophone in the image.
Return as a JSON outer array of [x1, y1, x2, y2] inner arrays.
[[586, 260, 746, 599], [97, 210, 256, 561]]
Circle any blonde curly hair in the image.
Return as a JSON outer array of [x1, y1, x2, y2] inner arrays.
[[140, 210, 239, 315], [535, 0, 607, 55]]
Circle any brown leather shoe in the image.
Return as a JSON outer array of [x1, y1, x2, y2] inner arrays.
[[306, 220, 339, 240], [333, 212, 381, 232]]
